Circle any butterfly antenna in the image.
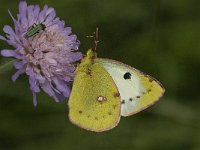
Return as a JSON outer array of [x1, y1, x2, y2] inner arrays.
[[94, 27, 99, 52], [86, 27, 99, 52]]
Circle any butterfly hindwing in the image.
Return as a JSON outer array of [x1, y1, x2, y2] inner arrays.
[[96, 58, 165, 117], [68, 58, 121, 132]]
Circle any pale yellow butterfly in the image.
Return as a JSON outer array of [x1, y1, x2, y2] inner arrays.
[[68, 28, 165, 132]]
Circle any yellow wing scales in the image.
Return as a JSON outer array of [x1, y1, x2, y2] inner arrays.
[[133, 73, 164, 114], [68, 54, 121, 132]]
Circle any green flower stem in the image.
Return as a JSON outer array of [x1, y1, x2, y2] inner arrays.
[[0, 59, 15, 74]]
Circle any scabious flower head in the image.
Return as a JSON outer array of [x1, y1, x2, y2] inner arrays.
[[0, 1, 82, 106]]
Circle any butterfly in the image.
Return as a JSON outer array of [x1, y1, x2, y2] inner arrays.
[[68, 28, 165, 132]]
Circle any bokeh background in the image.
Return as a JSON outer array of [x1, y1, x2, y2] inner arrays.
[[0, 0, 200, 149]]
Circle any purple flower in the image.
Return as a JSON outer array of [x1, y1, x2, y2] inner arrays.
[[0, 1, 82, 106]]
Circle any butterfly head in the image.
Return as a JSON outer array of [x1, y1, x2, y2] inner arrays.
[[77, 28, 98, 71], [86, 48, 97, 59], [76, 49, 97, 72]]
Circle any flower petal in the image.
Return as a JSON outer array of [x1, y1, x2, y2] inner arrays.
[[41, 81, 59, 102], [69, 52, 83, 62], [1, 49, 16, 57], [53, 78, 70, 97], [3, 25, 15, 35], [29, 77, 40, 93], [38, 5, 48, 23], [12, 68, 25, 82], [0, 35, 7, 41], [33, 5, 40, 23], [27, 5, 35, 26], [19, 1, 28, 29], [14, 61, 24, 69], [46, 8, 54, 17], [32, 92, 37, 106], [64, 27, 72, 35], [54, 93, 65, 102]]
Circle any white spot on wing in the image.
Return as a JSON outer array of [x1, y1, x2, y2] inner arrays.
[[97, 96, 106, 102]]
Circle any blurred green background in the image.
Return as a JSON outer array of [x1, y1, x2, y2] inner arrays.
[[0, 0, 200, 149]]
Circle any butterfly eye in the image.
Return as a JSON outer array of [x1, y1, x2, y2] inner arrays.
[[123, 72, 131, 80]]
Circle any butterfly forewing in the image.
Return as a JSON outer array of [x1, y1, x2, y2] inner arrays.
[[68, 62, 121, 132], [96, 58, 165, 117]]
